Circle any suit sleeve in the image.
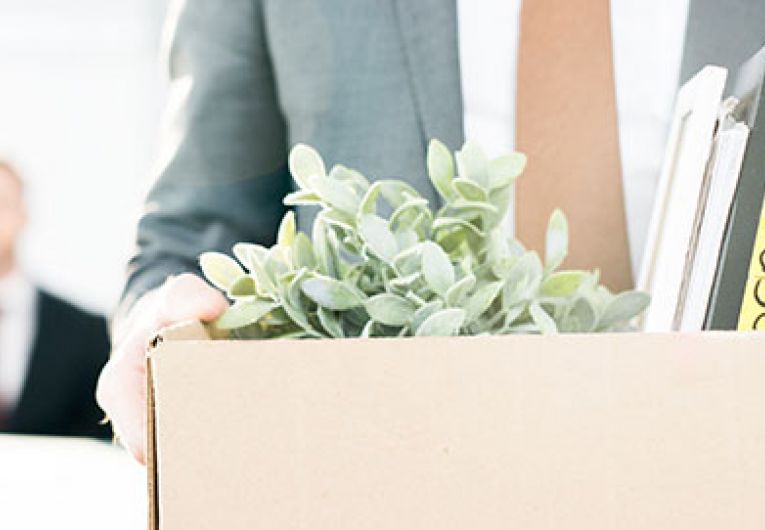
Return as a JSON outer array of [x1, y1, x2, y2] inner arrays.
[[122, 0, 290, 309]]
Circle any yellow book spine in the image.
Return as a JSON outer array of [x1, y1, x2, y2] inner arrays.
[[737, 197, 765, 330]]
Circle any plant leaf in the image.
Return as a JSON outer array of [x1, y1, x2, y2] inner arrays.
[[453, 178, 487, 201], [232, 243, 274, 294], [317, 307, 345, 338], [394, 229, 419, 250], [321, 208, 356, 232], [505, 322, 541, 334], [312, 218, 335, 276], [284, 190, 322, 206], [277, 271, 323, 337], [431, 217, 485, 237], [529, 302, 557, 335], [421, 241, 454, 297], [389, 272, 421, 291], [503, 304, 526, 329], [359, 214, 398, 264], [228, 275, 258, 298], [545, 209, 568, 271], [214, 299, 276, 330], [415, 308, 465, 337], [200, 252, 244, 291], [308, 174, 359, 214], [390, 197, 431, 230], [263, 247, 289, 283], [412, 300, 444, 331], [232, 243, 267, 272], [358, 181, 382, 217], [288, 143, 326, 189], [292, 232, 316, 270], [450, 200, 499, 216], [364, 293, 416, 327], [360, 319, 375, 338], [277, 210, 296, 248], [503, 252, 544, 302], [329, 164, 369, 192], [464, 281, 504, 322], [436, 228, 468, 255], [455, 141, 490, 188], [301, 276, 365, 310], [393, 244, 424, 275], [597, 291, 650, 330], [285, 269, 307, 309], [562, 297, 597, 332], [427, 139, 456, 201], [539, 271, 585, 297], [446, 273, 476, 307], [378, 180, 424, 210], [488, 153, 526, 189], [487, 186, 513, 226]]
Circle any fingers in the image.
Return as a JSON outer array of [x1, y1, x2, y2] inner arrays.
[[112, 274, 229, 364], [96, 350, 147, 464], [156, 273, 230, 326], [97, 273, 229, 464]]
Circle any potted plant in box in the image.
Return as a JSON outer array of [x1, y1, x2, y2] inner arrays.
[[199, 140, 648, 338]]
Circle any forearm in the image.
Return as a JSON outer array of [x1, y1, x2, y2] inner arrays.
[[120, 0, 290, 315]]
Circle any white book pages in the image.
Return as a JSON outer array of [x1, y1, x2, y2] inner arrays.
[[638, 66, 727, 332], [678, 122, 750, 331]]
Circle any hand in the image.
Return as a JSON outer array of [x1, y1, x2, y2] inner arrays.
[[96, 273, 228, 464]]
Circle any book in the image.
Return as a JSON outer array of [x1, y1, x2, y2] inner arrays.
[[705, 46, 765, 330], [736, 197, 765, 330], [637, 66, 727, 332], [678, 116, 750, 331]]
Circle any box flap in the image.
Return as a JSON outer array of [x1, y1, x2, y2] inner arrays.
[[150, 321, 210, 348]]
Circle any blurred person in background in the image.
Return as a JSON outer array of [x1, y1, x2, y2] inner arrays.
[[0, 161, 110, 439]]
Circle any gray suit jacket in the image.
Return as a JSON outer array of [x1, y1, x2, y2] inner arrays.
[[123, 0, 765, 307]]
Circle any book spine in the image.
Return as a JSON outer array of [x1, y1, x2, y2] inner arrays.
[[737, 198, 765, 330], [705, 52, 765, 330]]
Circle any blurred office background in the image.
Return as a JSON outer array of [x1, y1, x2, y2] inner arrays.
[[0, 1, 168, 527], [0, 0, 168, 313]]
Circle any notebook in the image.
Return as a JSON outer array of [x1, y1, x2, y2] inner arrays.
[[736, 199, 765, 330], [705, 46, 765, 330], [678, 113, 750, 331], [637, 66, 727, 331]]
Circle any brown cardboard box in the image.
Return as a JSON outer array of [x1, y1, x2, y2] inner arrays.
[[148, 323, 765, 529]]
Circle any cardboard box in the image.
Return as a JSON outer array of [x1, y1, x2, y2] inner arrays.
[[148, 324, 765, 529]]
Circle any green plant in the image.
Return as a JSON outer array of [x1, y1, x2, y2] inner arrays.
[[200, 140, 649, 338]]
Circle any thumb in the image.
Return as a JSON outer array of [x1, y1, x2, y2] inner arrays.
[[156, 273, 230, 328]]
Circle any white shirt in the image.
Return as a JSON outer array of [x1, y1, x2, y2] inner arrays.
[[457, 0, 691, 274], [0, 269, 37, 409]]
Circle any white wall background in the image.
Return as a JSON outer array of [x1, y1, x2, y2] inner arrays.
[[0, 0, 168, 314]]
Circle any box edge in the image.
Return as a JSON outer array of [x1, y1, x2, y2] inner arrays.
[[151, 321, 211, 346], [147, 356, 158, 530]]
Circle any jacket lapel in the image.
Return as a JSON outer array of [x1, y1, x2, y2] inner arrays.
[[393, 0, 464, 151]]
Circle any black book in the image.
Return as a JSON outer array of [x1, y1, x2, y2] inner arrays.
[[706, 46, 765, 329]]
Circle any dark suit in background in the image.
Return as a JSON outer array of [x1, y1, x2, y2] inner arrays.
[[3, 291, 111, 439]]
